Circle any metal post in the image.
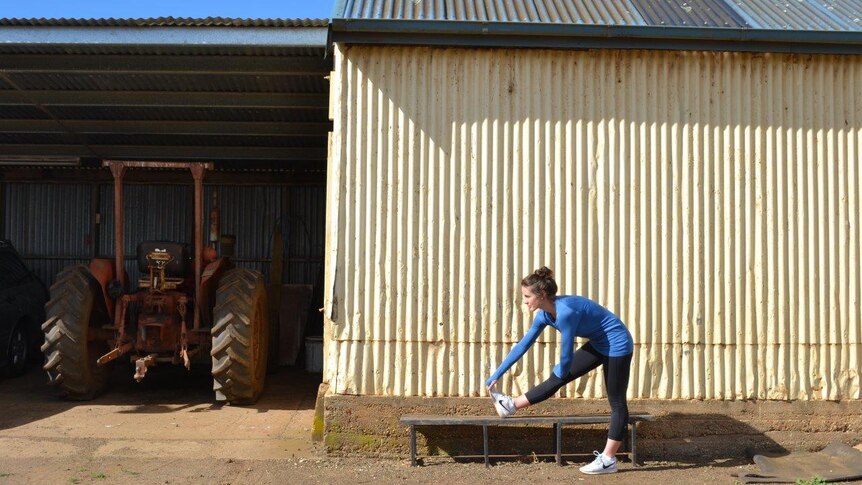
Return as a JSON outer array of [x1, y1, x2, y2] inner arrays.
[[631, 421, 638, 466], [107, 162, 126, 288], [555, 422, 562, 466], [189, 163, 206, 331], [410, 425, 417, 467], [483, 425, 489, 468]]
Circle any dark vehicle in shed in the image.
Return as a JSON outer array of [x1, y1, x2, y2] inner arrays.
[[0, 240, 49, 377]]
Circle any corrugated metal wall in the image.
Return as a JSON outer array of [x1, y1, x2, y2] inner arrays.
[[3, 181, 325, 289], [3, 183, 94, 285], [326, 45, 862, 401]]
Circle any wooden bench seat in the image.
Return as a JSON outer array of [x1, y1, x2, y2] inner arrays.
[[399, 414, 655, 467]]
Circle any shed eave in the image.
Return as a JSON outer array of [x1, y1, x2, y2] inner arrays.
[[330, 19, 862, 54], [0, 25, 329, 48]]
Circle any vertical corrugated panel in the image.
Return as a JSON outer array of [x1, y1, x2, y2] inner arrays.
[[96, 183, 323, 287], [286, 186, 326, 285], [100, 184, 193, 285], [3, 183, 93, 286], [212, 184, 323, 286], [211, 185, 281, 279], [3, 181, 324, 288], [327, 44, 862, 401]]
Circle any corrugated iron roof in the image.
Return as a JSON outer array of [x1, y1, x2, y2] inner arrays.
[[41, 106, 328, 123], [631, 0, 748, 28], [0, 44, 327, 57], [729, 1, 860, 31], [341, 0, 647, 23], [0, 18, 332, 164], [332, 0, 862, 53], [335, 0, 862, 31], [7, 72, 327, 94], [0, 17, 328, 27]]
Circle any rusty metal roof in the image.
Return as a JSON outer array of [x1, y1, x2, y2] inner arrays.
[[332, 0, 862, 53], [0, 18, 331, 166]]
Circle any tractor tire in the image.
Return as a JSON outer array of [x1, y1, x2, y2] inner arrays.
[[41, 265, 112, 400], [211, 268, 269, 405]]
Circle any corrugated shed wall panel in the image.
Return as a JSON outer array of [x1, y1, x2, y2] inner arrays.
[[3, 183, 92, 285], [3, 181, 323, 287], [97, 183, 324, 286], [327, 45, 862, 400], [286, 186, 326, 284], [99, 184, 190, 284]]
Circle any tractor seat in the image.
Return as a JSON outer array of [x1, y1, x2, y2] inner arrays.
[[137, 241, 190, 276]]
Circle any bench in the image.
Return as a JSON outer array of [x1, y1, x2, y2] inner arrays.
[[400, 414, 654, 467]]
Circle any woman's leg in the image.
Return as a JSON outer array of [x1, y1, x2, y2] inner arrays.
[[601, 352, 633, 459], [517, 343, 604, 409]]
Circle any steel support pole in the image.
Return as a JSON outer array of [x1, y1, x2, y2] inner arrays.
[[189, 163, 206, 331], [108, 162, 126, 287]]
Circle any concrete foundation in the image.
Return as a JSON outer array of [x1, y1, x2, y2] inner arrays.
[[320, 392, 862, 463]]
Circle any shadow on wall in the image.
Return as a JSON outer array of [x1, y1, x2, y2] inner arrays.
[[418, 413, 787, 467]]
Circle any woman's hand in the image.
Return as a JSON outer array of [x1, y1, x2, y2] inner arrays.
[[486, 380, 498, 394]]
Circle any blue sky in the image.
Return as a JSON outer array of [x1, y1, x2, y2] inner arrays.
[[1, 1, 335, 19]]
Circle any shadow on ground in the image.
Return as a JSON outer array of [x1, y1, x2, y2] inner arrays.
[[0, 362, 321, 431], [418, 413, 787, 469]]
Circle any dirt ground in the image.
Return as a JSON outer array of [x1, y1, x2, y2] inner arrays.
[[0, 364, 858, 485]]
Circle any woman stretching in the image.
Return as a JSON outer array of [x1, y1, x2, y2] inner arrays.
[[486, 266, 634, 475]]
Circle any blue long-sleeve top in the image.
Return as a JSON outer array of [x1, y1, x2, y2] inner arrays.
[[486, 295, 633, 386]]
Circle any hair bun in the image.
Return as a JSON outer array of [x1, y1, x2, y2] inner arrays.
[[521, 266, 558, 297], [535, 266, 553, 278]]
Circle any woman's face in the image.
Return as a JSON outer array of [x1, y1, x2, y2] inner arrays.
[[521, 285, 543, 312]]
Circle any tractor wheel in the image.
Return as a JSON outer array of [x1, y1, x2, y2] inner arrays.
[[41, 265, 112, 400], [211, 268, 269, 405]]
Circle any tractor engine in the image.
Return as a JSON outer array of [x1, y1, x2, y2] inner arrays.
[[128, 241, 193, 380]]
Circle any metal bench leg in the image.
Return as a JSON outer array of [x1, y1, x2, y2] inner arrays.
[[555, 423, 562, 466], [410, 425, 417, 467], [483, 425, 490, 468], [631, 422, 638, 467]]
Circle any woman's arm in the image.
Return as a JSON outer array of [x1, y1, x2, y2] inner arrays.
[[486, 318, 545, 387], [554, 308, 581, 379]]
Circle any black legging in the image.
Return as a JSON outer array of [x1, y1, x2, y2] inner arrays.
[[525, 342, 633, 441]]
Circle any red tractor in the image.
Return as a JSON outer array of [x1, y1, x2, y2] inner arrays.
[[41, 161, 269, 404]]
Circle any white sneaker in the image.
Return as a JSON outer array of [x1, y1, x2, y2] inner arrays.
[[579, 451, 618, 474], [489, 388, 516, 418]]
